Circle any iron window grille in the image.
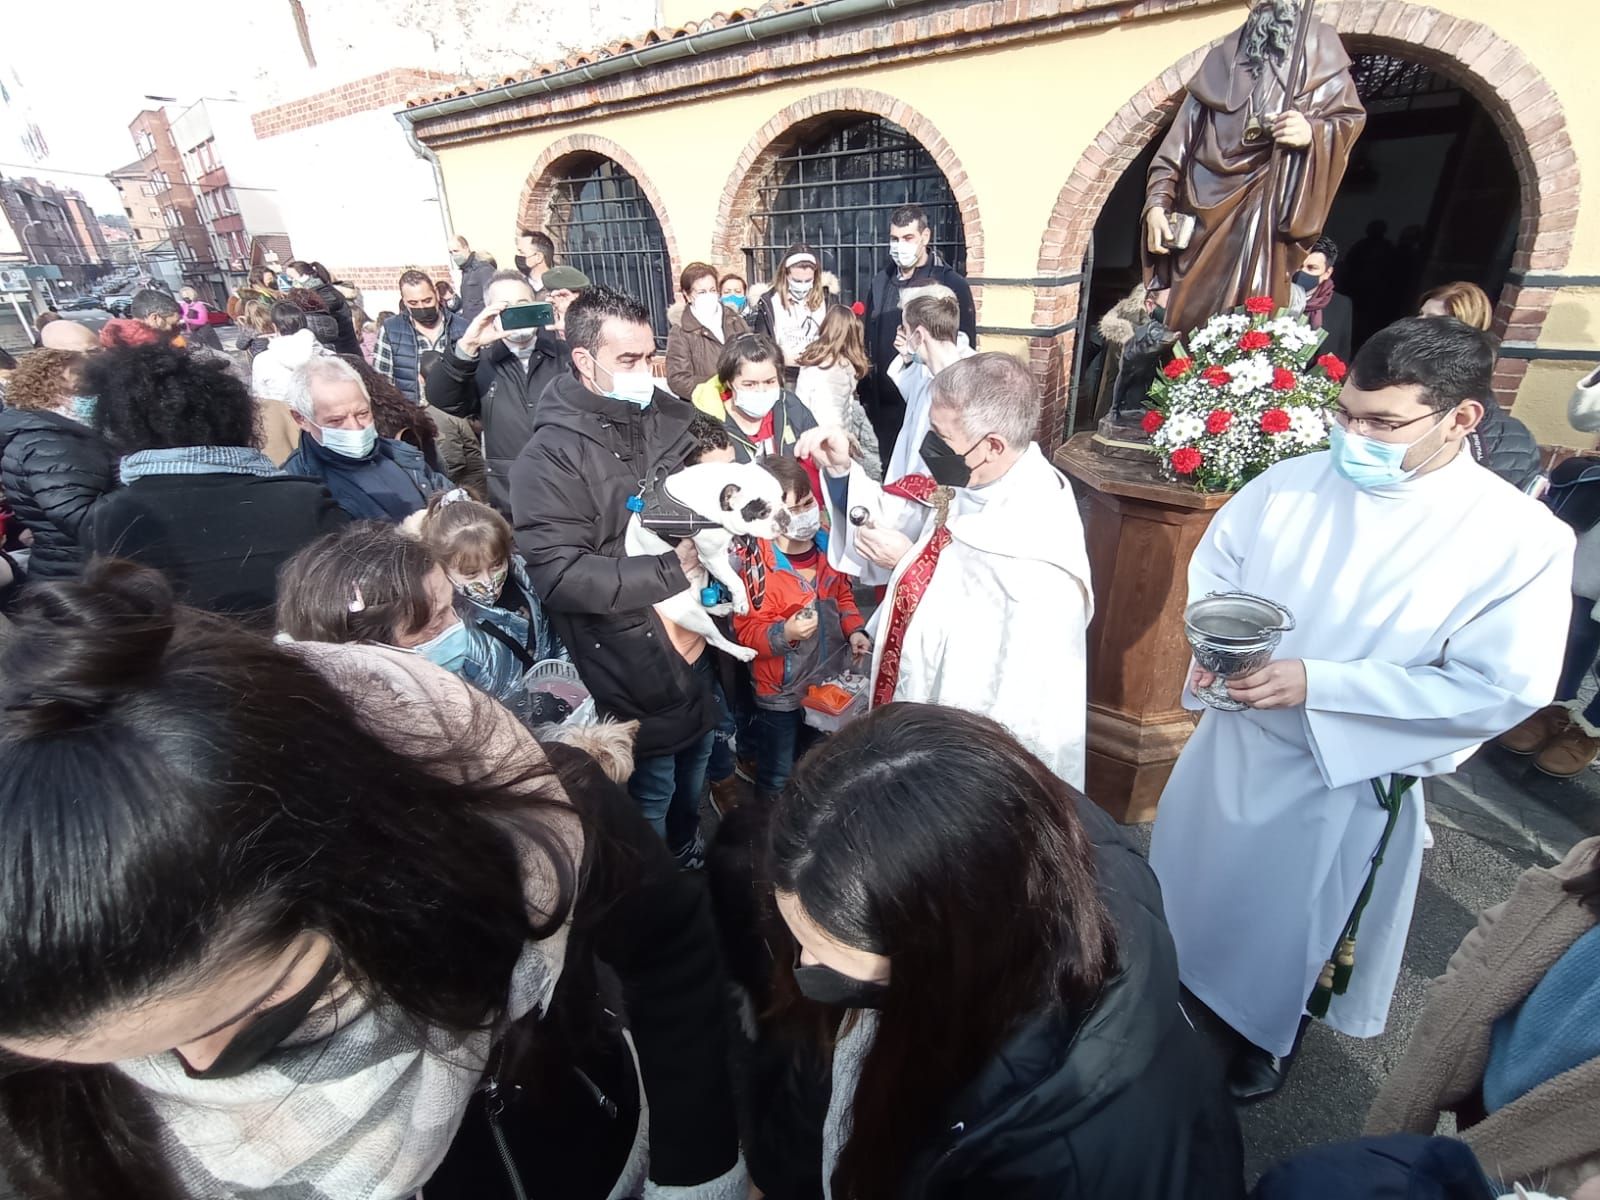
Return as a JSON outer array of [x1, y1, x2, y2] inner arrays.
[[548, 156, 673, 348], [743, 117, 966, 309]]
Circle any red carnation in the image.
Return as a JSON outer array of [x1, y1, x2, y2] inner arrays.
[[1272, 367, 1297, 391], [1205, 409, 1233, 435], [1162, 357, 1193, 380], [1261, 408, 1292, 434], [1245, 296, 1275, 315], [851, 300, 866, 316], [1141, 409, 1165, 434], [1170, 447, 1203, 475], [1238, 330, 1272, 352], [1201, 365, 1232, 387], [1317, 352, 1347, 382]]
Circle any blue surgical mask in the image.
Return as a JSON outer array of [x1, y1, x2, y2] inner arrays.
[[410, 616, 470, 674], [68, 395, 97, 425], [1328, 416, 1449, 490], [319, 424, 378, 460], [723, 295, 747, 313]]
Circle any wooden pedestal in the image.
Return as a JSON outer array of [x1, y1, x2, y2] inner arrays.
[[1056, 433, 1230, 824]]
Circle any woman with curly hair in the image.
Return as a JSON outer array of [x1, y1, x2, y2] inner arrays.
[[0, 348, 114, 584], [82, 344, 346, 621]]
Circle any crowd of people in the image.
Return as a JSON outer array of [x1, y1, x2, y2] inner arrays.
[[0, 187, 1598, 1200]]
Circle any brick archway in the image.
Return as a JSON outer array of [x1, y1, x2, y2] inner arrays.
[[709, 88, 985, 282], [1032, 3, 1581, 438], [516, 133, 683, 279]]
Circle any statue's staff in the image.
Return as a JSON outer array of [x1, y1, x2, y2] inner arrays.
[[1261, 0, 1320, 279]]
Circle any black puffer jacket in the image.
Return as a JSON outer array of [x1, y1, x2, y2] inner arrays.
[[898, 794, 1245, 1199], [427, 330, 571, 515], [313, 282, 361, 356], [1469, 397, 1543, 493], [510, 375, 717, 757], [0, 407, 116, 581]]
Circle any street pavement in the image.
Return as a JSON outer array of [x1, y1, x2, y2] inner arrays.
[[1127, 741, 1599, 1184]]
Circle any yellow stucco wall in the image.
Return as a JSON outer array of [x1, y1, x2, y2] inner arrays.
[[432, 0, 1599, 438]]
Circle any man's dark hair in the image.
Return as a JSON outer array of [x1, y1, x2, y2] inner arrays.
[[1349, 317, 1496, 413], [1311, 235, 1339, 268], [86, 345, 257, 453], [396, 269, 434, 293], [270, 299, 307, 336], [889, 203, 928, 232], [565, 284, 652, 358], [129, 289, 179, 320], [520, 230, 555, 265], [685, 413, 733, 463]]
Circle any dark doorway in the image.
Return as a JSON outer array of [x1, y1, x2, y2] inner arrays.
[[1068, 47, 1521, 431]]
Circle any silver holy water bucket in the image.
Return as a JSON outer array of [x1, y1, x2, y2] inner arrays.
[[1183, 592, 1296, 712]]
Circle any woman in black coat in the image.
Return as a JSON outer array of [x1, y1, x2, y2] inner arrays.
[[764, 704, 1244, 1200], [82, 345, 347, 623], [0, 347, 115, 583]]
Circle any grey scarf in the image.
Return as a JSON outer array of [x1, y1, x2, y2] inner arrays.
[[119, 445, 283, 486]]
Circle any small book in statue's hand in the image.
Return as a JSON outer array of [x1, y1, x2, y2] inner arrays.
[[1164, 212, 1197, 252]]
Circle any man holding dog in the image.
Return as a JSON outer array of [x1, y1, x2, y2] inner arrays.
[[511, 284, 718, 867], [801, 352, 1093, 787]]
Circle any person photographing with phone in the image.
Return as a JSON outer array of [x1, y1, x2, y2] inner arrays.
[[426, 269, 577, 515], [732, 456, 869, 803]]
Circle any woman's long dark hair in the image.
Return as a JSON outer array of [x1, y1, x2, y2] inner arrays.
[[770, 704, 1118, 1200], [0, 561, 580, 1199]]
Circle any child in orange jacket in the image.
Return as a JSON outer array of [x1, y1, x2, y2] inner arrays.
[[733, 455, 870, 800]]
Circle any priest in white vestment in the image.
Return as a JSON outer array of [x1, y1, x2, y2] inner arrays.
[[798, 352, 1093, 787], [1149, 317, 1574, 1102]]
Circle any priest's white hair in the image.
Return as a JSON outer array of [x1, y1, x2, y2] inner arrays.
[[930, 352, 1039, 449]]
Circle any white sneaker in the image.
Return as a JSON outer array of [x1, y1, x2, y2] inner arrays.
[[1423, 822, 1435, 850]]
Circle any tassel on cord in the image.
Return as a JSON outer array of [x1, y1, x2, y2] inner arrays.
[[1306, 775, 1415, 1017]]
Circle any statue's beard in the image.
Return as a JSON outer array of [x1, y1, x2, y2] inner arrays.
[[1240, 0, 1299, 78]]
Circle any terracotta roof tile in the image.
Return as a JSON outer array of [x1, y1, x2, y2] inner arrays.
[[404, 0, 819, 107]]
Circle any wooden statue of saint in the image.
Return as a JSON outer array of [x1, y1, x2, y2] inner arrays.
[[1142, 0, 1366, 335]]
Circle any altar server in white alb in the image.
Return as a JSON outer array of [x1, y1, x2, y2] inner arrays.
[[798, 352, 1093, 787], [1150, 317, 1574, 1104]]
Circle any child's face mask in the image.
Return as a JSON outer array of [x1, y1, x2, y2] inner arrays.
[[449, 562, 509, 606]]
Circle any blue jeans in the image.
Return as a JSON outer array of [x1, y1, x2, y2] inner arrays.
[[708, 678, 738, 782], [629, 731, 715, 856], [1557, 593, 1600, 727], [754, 707, 820, 798]]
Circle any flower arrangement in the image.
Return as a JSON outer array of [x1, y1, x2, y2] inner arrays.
[[1141, 297, 1346, 493]]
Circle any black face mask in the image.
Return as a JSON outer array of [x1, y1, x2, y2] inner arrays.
[[794, 963, 890, 1009], [178, 953, 341, 1080], [1292, 270, 1322, 291], [920, 429, 983, 489], [514, 254, 530, 276], [408, 304, 440, 326]]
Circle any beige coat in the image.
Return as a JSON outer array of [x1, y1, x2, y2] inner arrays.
[[1365, 837, 1600, 1193]]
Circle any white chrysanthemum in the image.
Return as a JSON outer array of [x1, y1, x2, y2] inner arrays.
[[1288, 408, 1327, 445], [1165, 412, 1206, 443]]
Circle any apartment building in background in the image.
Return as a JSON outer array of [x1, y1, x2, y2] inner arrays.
[[0, 174, 111, 292], [169, 98, 291, 288], [125, 108, 222, 299]]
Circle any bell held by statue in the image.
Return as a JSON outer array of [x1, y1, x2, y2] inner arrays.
[[1242, 113, 1269, 145]]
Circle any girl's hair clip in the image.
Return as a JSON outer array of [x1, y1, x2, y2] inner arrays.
[[348, 584, 366, 614], [439, 488, 471, 507]]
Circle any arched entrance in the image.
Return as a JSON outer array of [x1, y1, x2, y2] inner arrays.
[[517, 135, 681, 346], [1038, 5, 1578, 443], [711, 88, 984, 300]]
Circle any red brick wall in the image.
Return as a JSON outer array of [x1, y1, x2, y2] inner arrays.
[[252, 69, 460, 139], [330, 264, 454, 297]]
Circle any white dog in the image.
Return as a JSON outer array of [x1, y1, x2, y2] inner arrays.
[[624, 461, 789, 662]]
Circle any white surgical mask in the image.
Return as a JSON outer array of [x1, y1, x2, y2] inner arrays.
[[734, 387, 779, 418], [787, 279, 813, 301], [319, 423, 377, 459], [690, 293, 723, 327], [786, 506, 821, 540], [889, 241, 922, 269], [598, 362, 656, 408]]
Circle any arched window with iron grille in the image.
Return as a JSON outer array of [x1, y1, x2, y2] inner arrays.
[[743, 117, 965, 307], [547, 155, 673, 347]]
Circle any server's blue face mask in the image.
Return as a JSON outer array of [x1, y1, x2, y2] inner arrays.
[[1328, 411, 1452, 490]]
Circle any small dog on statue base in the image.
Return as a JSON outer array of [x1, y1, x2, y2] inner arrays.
[[623, 461, 789, 663]]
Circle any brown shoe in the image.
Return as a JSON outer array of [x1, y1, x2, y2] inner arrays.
[[1535, 725, 1600, 778], [1499, 705, 1572, 755]]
